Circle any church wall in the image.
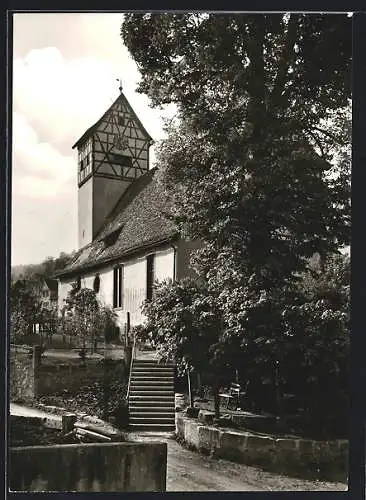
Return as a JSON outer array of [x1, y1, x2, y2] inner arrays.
[[92, 176, 131, 240], [122, 256, 146, 326], [57, 277, 75, 312], [57, 246, 176, 328], [155, 247, 175, 283], [78, 178, 93, 248]]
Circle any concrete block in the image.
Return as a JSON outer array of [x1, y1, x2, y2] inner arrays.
[[175, 415, 185, 438], [9, 442, 167, 492], [197, 425, 220, 454], [198, 410, 215, 425], [219, 430, 248, 462], [184, 419, 200, 448], [62, 413, 77, 433]]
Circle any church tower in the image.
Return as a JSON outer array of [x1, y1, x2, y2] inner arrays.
[[73, 88, 153, 249]]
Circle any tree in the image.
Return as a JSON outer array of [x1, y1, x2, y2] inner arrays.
[[138, 278, 238, 417], [62, 287, 118, 357], [10, 280, 39, 342], [63, 288, 99, 358], [122, 14, 351, 427], [122, 13, 350, 278]]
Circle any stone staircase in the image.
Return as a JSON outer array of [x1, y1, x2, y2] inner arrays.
[[128, 359, 175, 432]]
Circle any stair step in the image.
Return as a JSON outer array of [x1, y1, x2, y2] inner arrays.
[[129, 423, 175, 431], [134, 361, 175, 366], [130, 378, 174, 382], [130, 385, 173, 390], [131, 375, 174, 380], [133, 367, 175, 371], [129, 399, 174, 404], [130, 416, 174, 424], [129, 410, 175, 416], [130, 390, 174, 394], [129, 399, 175, 410]]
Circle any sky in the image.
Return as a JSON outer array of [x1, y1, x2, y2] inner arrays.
[[11, 13, 174, 266]]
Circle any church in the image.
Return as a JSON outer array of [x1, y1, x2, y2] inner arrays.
[[54, 88, 198, 327]]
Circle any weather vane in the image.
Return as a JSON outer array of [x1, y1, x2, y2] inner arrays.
[[116, 78, 123, 93]]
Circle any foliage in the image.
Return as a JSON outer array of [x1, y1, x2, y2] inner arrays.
[[62, 287, 118, 352], [283, 253, 350, 432], [11, 251, 75, 283], [122, 13, 350, 280], [139, 278, 239, 415], [10, 279, 39, 342], [123, 14, 350, 430]]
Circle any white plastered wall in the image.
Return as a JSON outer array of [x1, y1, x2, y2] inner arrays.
[[57, 245, 176, 328]]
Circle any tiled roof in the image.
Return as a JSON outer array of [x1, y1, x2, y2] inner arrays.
[[54, 169, 178, 278]]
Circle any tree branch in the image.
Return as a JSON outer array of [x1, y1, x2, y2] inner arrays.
[[305, 129, 326, 159], [312, 126, 340, 143], [270, 15, 298, 107]]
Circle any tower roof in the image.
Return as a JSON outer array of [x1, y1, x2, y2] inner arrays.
[[72, 92, 153, 150]]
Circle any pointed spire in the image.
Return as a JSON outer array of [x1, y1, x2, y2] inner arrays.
[[116, 78, 123, 93]]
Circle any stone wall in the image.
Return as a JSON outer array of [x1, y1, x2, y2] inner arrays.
[[38, 360, 126, 396], [176, 415, 348, 483], [10, 345, 41, 402], [10, 344, 126, 401], [9, 442, 167, 492]]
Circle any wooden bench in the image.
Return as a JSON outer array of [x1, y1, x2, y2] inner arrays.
[[219, 383, 245, 410]]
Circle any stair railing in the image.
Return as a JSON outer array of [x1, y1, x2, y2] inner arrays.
[[126, 329, 137, 402]]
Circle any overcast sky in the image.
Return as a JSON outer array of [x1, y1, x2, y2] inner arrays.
[[12, 13, 174, 266]]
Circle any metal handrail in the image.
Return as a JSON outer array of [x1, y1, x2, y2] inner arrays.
[[126, 332, 137, 402]]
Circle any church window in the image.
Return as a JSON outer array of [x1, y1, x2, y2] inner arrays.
[[79, 140, 92, 173], [146, 254, 155, 301], [93, 274, 100, 293], [113, 265, 124, 308], [110, 153, 132, 167]]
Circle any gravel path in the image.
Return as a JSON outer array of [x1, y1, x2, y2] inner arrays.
[[129, 432, 347, 492]]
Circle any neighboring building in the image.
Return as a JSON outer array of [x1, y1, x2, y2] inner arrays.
[[38, 278, 58, 311], [54, 89, 199, 327]]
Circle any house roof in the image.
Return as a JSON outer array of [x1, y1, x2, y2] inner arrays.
[[54, 168, 178, 278], [72, 92, 153, 150]]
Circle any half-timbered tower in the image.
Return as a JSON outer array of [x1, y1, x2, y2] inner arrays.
[[54, 90, 200, 328], [74, 90, 153, 248]]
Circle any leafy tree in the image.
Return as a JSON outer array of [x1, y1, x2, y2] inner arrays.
[[62, 287, 118, 358], [122, 13, 350, 279], [123, 14, 350, 429], [11, 250, 75, 283], [10, 279, 40, 342], [138, 278, 238, 416]]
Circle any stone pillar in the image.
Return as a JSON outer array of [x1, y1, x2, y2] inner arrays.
[[62, 413, 77, 433]]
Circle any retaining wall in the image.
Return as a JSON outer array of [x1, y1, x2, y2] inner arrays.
[[38, 360, 126, 395], [176, 414, 348, 483], [9, 442, 167, 492], [10, 345, 41, 401], [10, 344, 126, 401]]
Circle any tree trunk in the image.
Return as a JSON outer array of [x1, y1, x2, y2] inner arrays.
[[274, 361, 283, 418], [187, 370, 194, 408], [212, 379, 221, 418]]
